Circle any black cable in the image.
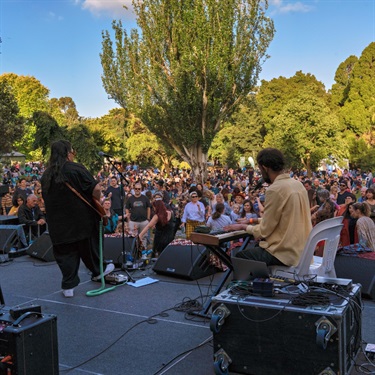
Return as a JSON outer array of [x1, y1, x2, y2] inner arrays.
[[152, 336, 213, 375], [60, 305, 176, 373]]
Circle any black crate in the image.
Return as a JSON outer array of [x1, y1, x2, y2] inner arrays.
[[0, 310, 58, 374], [211, 284, 362, 375]]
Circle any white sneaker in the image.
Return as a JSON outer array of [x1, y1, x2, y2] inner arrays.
[[92, 263, 115, 281], [63, 289, 74, 298]]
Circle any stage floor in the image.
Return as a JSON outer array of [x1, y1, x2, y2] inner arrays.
[[1, 254, 374, 375]]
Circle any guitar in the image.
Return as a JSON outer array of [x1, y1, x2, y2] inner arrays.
[[65, 183, 108, 226], [92, 197, 109, 226]]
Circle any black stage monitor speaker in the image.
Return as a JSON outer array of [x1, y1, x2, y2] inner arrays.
[[103, 236, 137, 266], [0, 225, 26, 254], [153, 244, 217, 280], [335, 254, 375, 299], [26, 232, 55, 262]]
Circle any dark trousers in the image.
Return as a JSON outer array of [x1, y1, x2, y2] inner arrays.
[[236, 242, 285, 266], [53, 235, 102, 289]]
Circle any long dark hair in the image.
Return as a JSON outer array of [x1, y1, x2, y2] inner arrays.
[[42, 140, 72, 192], [240, 199, 255, 218], [212, 203, 224, 220], [153, 200, 168, 226]]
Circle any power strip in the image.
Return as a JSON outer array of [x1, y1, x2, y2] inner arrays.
[[365, 343, 375, 353]]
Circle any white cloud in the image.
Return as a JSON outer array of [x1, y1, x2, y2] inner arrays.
[[79, 0, 134, 17], [47, 11, 64, 21], [269, 0, 314, 14]]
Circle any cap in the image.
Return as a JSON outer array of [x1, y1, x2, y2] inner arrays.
[[154, 191, 163, 199]]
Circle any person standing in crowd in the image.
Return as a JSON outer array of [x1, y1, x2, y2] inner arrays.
[[154, 179, 171, 206], [105, 176, 123, 217], [8, 195, 24, 216], [358, 187, 367, 203], [41, 140, 114, 298], [310, 189, 336, 226], [224, 148, 312, 266], [364, 188, 375, 223], [138, 199, 175, 257], [350, 202, 375, 251], [1, 186, 13, 215], [125, 182, 151, 246], [181, 191, 206, 239], [102, 199, 119, 234], [337, 181, 352, 205], [366, 169, 373, 189], [13, 177, 32, 204], [18, 194, 46, 243]]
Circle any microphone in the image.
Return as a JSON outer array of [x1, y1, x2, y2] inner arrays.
[[252, 178, 265, 191], [98, 151, 113, 158]]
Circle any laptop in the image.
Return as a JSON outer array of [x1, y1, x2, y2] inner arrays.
[[231, 256, 270, 281]]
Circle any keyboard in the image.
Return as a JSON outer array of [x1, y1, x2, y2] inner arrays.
[[190, 230, 249, 246]]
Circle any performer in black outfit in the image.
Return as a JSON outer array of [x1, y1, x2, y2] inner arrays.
[[41, 140, 114, 298]]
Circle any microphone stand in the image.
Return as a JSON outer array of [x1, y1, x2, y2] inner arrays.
[[104, 157, 135, 283]]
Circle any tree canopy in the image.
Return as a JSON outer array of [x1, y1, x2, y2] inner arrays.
[[339, 42, 375, 136], [264, 89, 347, 175], [101, 0, 275, 181], [0, 81, 25, 153]]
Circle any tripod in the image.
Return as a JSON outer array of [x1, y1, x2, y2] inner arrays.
[[104, 157, 135, 283]]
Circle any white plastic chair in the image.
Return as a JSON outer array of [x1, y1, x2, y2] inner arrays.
[[269, 217, 344, 280], [310, 216, 344, 278]]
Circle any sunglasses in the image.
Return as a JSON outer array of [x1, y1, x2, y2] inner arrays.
[[134, 188, 141, 190], [191, 195, 198, 198]]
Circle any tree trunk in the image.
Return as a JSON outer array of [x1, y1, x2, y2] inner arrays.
[[182, 144, 208, 183], [302, 154, 312, 178]]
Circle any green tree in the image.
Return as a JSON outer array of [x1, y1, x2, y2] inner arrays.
[[264, 90, 347, 176], [67, 124, 103, 174], [257, 71, 327, 132], [33, 111, 68, 157], [330, 55, 358, 107], [0, 73, 49, 118], [0, 81, 25, 153], [125, 118, 177, 171], [101, 0, 275, 181], [0, 73, 50, 158], [49, 97, 80, 127], [85, 108, 129, 159], [339, 42, 375, 135], [209, 96, 264, 167]]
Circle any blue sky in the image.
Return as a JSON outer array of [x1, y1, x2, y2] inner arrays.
[[0, 0, 374, 118]]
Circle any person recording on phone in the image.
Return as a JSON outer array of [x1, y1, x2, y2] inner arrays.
[[224, 148, 312, 267]]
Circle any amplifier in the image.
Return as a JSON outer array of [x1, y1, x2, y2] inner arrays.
[[211, 284, 362, 375], [0, 309, 59, 374]]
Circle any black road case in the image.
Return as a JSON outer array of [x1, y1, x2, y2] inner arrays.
[[210, 284, 362, 375], [0, 310, 58, 374]]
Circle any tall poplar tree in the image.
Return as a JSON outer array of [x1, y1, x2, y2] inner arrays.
[[339, 42, 375, 136], [101, 0, 274, 181], [0, 81, 25, 153]]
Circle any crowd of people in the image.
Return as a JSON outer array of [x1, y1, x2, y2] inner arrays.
[[1, 148, 375, 275]]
